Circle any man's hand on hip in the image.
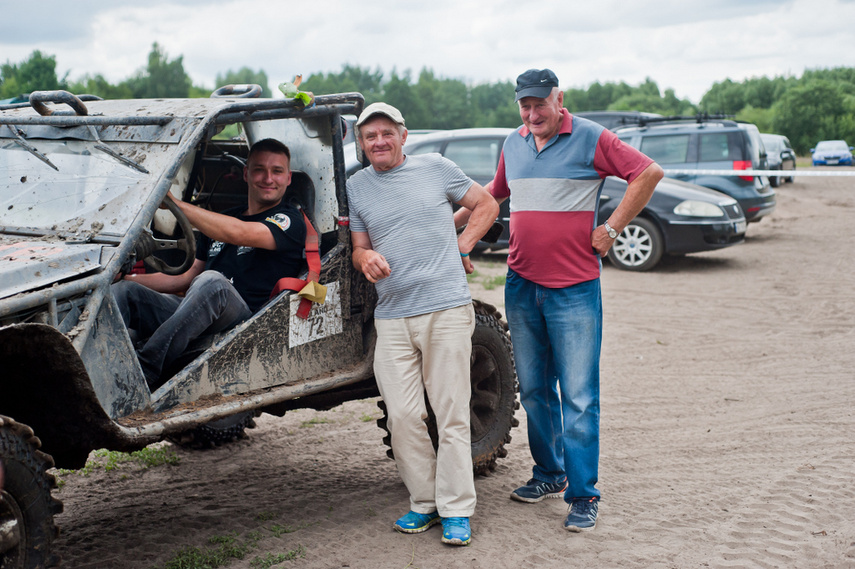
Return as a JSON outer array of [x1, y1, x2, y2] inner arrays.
[[591, 224, 616, 257]]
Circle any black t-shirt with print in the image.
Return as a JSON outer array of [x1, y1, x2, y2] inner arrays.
[[196, 200, 307, 313]]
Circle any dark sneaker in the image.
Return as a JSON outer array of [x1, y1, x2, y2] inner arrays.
[[510, 478, 568, 503], [564, 498, 599, 532], [393, 510, 440, 534], [441, 517, 471, 546]]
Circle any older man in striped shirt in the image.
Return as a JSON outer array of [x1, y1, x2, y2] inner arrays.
[[347, 102, 498, 547]]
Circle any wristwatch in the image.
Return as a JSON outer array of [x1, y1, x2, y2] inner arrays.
[[603, 220, 618, 239]]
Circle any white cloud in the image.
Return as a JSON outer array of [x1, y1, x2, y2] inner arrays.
[[3, 0, 854, 104]]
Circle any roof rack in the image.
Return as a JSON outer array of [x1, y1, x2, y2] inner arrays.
[[616, 113, 737, 129]]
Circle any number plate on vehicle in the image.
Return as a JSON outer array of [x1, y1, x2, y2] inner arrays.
[[735, 220, 747, 234]]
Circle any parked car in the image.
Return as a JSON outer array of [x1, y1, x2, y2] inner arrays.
[[614, 116, 776, 222], [760, 133, 796, 186], [353, 127, 745, 271], [811, 140, 853, 166], [0, 89, 519, 565]]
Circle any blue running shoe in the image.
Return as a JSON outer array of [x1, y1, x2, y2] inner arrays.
[[510, 478, 568, 503], [393, 511, 440, 534], [564, 498, 599, 532], [441, 517, 471, 546]]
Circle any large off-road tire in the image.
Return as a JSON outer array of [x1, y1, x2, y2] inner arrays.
[[376, 302, 519, 475], [166, 411, 257, 449], [0, 416, 63, 569]]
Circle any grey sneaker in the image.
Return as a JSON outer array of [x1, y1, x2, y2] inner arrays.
[[564, 498, 599, 532], [510, 478, 568, 503]]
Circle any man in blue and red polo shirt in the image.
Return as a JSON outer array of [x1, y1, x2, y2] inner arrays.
[[460, 69, 663, 532]]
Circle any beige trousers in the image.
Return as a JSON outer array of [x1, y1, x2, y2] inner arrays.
[[373, 303, 476, 517]]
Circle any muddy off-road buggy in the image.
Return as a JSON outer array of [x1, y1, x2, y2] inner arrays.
[[0, 87, 518, 567]]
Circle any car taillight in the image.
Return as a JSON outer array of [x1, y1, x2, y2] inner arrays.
[[733, 160, 753, 181]]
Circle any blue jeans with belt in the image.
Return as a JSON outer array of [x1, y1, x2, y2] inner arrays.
[[504, 269, 602, 502], [112, 271, 252, 387]]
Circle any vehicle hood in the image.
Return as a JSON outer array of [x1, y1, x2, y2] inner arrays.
[[0, 239, 103, 300], [623, 176, 737, 204]]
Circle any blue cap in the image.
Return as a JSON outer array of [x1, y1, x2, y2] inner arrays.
[[514, 69, 559, 102]]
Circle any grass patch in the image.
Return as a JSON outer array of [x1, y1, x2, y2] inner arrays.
[[268, 522, 312, 537], [359, 412, 377, 422], [299, 417, 332, 428], [251, 546, 306, 568], [481, 275, 507, 290], [54, 446, 179, 488], [159, 532, 256, 569], [155, 525, 309, 569]]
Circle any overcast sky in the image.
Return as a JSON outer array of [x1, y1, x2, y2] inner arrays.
[[4, 0, 854, 104]]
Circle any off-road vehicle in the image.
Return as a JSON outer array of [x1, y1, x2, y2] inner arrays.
[[0, 87, 518, 568]]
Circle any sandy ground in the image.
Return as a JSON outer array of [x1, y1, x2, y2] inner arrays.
[[53, 174, 854, 569]]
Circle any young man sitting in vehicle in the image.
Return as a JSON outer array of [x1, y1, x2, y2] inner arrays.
[[112, 138, 306, 390]]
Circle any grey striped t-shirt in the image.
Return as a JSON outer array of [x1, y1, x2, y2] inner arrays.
[[347, 153, 474, 319]]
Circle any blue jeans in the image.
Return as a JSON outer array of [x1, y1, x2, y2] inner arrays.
[[112, 271, 252, 387], [504, 269, 602, 502]]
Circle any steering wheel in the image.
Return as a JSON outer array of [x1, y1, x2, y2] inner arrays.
[[134, 198, 197, 275]]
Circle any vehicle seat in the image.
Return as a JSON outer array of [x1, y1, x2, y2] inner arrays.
[[286, 171, 316, 228]]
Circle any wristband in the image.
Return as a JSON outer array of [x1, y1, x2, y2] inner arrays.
[[460, 252, 469, 258]]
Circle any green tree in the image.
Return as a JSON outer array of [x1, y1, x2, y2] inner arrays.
[[699, 79, 745, 115], [215, 67, 271, 97], [124, 42, 192, 98], [413, 69, 472, 130], [1, 50, 62, 98], [67, 74, 133, 100], [470, 81, 519, 127], [302, 64, 384, 103], [773, 80, 848, 154], [383, 69, 428, 128], [736, 105, 775, 134]]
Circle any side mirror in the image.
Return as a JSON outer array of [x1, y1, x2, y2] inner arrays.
[[810, 148, 815, 153]]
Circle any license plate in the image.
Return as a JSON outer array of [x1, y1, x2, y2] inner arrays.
[[828, 159, 839, 165], [734, 220, 746, 234]]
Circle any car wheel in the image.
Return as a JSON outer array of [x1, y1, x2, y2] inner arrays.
[[769, 174, 780, 188], [608, 217, 664, 272], [376, 302, 519, 475], [0, 416, 63, 569]]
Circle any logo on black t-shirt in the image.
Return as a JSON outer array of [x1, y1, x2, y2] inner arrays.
[[209, 241, 224, 257], [266, 213, 292, 232]]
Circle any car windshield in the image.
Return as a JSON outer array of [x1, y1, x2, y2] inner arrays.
[[762, 137, 781, 151], [0, 138, 171, 239], [816, 140, 848, 151]]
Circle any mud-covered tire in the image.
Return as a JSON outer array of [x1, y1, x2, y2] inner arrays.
[[376, 301, 519, 475], [0, 416, 63, 569], [166, 411, 257, 449]]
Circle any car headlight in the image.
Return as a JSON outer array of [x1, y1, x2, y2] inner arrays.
[[673, 200, 725, 217]]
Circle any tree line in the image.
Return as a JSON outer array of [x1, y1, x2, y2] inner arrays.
[[3, 44, 854, 154]]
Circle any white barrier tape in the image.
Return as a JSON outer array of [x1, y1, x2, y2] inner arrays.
[[663, 169, 855, 177]]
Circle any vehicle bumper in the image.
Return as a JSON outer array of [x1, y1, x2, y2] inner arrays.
[[813, 157, 853, 166], [739, 192, 776, 222], [664, 218, 746, 254]]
